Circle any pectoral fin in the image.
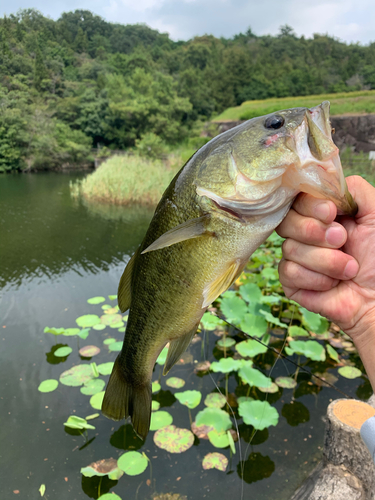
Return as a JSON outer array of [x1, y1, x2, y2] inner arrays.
[[163, 323, 200, 375], [141, 215, 211, 255], [202, 260, 241, 308], [118, 249, 139, 313]]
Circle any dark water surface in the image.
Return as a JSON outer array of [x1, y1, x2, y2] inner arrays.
[[0, 172, 369, 500]]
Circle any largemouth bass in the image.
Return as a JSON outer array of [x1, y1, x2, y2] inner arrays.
[[102, 102, 357, 439]]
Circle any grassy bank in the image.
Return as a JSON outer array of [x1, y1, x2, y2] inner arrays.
[[214, 90, 375, 122]]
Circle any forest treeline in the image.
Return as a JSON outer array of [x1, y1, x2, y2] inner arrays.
[[1, 9, 375, 172]]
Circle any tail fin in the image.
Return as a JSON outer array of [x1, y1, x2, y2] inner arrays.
[[101, 356, 152, 440]]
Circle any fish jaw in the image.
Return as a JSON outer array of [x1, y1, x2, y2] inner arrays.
[[283, 105, 358, 216]]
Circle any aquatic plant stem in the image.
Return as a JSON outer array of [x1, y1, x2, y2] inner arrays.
[[188, 408, 193, 426], [98, 477, 102, 498], [225, 373, 229, 400]]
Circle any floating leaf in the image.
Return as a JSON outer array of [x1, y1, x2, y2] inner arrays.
[[100, 314, 122, 326], [211, 357, 244, 373], [80, 378, 105, 396], [54, 346, 72, 357], [240, 313, 268, 337], [108, 295, 117, 300], [236, 339, 267, 357], [261, 267, 279, 281], [191, 421, 215, 439], [81, 458, 124, 480], [166, 377, 185, 389], [44, 327, 65, 335], [300, 308, 329, 333], [63, 328, 80, 337], [237, 396, 254, 405], [259, 309, 285, 327], [39, 484, 45, 497], [103, 338, 116, 345], [104, 306, 119, 315], [152, 381, 161, 393], [202, 452, 228, 471], [79, 345, 100, 357], [238, 365, 272, 388], [220, 296, 247, 323], [86, 413, 100, 420], [275, 377, 297, 389], [258, 382, 279, 394], [118, 327, 126, 333], [78, 328, 90, 340], [238, 400, 279, 430], [90, 391, 105, 410], [217, 337, 236, 348], [239, 283, 262, 304], [152, 400, 160, 411], [200, 312, 225, 330], [208, 429, 229, 448], [110, 321, 124, 329], [153, 425, 194, 453], [92, 324, 106, 331], [195, 407, 232, 432], [326, 344, 340, 362], [97, 362, 114, 376], [90, 362, 99, 377], [60, 364, 93, 386], [286, 340, 326, 361], [204, 393, 227, 409], [38, 379, 58, 393], [156, 346, 168, 365], [118, 451, 148, 476], [227, 430, 236, 454], [64, 415, 95, 430], [175, 390, 202, 409], [108, 341, 123, 352], [102, 304, 111, 310], [338, 366, 362, 379], [288, 326, 309, 337], [76, 315, 101, 328], [150, 410, 173, 430], [87, 296, 106, 305], [95, 494, 122, 500]]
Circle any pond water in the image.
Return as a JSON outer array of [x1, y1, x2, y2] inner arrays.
[[0, 172, 370, 500]]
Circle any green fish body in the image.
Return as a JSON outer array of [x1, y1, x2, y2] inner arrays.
[[102, 102, 357, 439]]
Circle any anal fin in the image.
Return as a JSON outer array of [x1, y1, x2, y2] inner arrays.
[[118, 248, 139, 313], [163, 324, 200, 375], [202, 260, 241, 308]]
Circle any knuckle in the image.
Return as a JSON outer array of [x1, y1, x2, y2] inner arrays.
[[282, 238, 298, 260], [302, 218, 319, 242]]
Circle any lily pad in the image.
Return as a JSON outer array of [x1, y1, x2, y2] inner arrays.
[[156, 346, 169, 365], [200, 312, 226, 330], [108, 294, 117, 300], [211, 357, 244, 373], [152, 400, 160, 411], [288, 326, 309, 337], [104, 306, 119, 315], [60, 364, 94, 386], [204, 393, 227, 409], [166, 377, 185, 389], [275, 377, 297, 389], [78, 328, 90, 340], [110, 321, 124, 329], [103, 338, 116, 345], [90, 391, 105, 410], [81, 458, 124, 480], [63, 328, 80, 336], [44, 327, 64, 335], [216, 337, 236, 348], [97, 362, 114, 376], [239, 283, 262, 303], [220, 296, 248, 323], [108, 341, 123, 352], [326, 344, 340, 362], [240, 313, 268, 337], [76, 315, 101, 328], [208, 429, 230, 448], [258, 382, 279, 394], [238, 365, 272, 388], [338, 366, 362, 379], [102, 304, 112, 310], [92, 324, 106, 331], [300, 308, 329, 333], [175, 390, 202, 409], [95, 495, 122, 500], [80, 378, 106, 396], [258, 309, 285, 327], [118, 451, 148, 476], [150, 410, 173, 431], [236, 339, 267, 358], [238, 400, 279, 430], [38, 379, 59, 393], [153, 425, 194, 453], [64, 415, 95, 430], [285, 340, 326, 362], [195, 407, 232, 432], [54, 346, 72, 357], [100, 314, 122, 326], [152, 381, 161, 393], [79, 345, 101, 357], [202, 452, 228, 471], [87, 296, 106, 305]]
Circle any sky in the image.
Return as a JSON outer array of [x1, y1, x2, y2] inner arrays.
[[2, 0, 375, 45]]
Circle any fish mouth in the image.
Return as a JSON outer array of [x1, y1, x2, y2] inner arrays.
[[284, 102, 358, 216]]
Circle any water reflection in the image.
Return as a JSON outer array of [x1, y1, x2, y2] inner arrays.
[[238, 424, 269, 445], [237, 452, 275, 483], [46, 343, 70, 364], [81, 475, 118, 499], [110, 424, 143, 450], [281, 401, 310, 426]]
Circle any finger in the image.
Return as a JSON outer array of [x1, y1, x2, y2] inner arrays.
[[278, 259, 339, 291], [292, 193, 337, 224], [282, 239, 359, 280], [277, 209, 347, 248]]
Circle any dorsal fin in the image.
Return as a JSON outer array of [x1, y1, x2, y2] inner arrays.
[[202, 260, 241, 308], [141, 215, 211, 255], [117, 249, 139, 312]]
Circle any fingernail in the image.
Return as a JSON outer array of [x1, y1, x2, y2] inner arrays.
[[315, 202, 330, 221], [344, 260, 359, 279], [326, 226, 346, 246]]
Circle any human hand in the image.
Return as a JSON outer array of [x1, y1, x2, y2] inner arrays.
[[276, 175, 375, 342]]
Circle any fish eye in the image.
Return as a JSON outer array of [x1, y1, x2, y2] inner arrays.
[[265, 115, 285, 130]]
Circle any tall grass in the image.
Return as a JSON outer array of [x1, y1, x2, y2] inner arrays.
[[214, 90, 375, 121]]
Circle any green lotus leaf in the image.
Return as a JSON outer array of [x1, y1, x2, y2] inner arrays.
[[44, 327, 65, 335], [261, 294, 282, 305], [210, 357, 244, 373], [118, 451, 148, 476], [60, 364, 94, 386], [220, 296, 247, 323], [338, 366, 362, 379], [216, 337, 236, 348], [235, 339, 267, 357], [300, 308, 329, 333], [38, 379, 59, 393], [64, 415, 95, 430], [208, 429, 229, 448], [54, 346, 72, 357], [152, 400, 160, 411], [76, 315, 101, 328], [63, 328, 80, 336], [238, 400, 279, 430], [326, 344, 340, 362], [78, 328, 90, 340], [238, 365, 272, 388], [200, 312, 226, 330], [204, 393, 227, 409], [258, 309, 285, 327], [85, 413, 100, 420], [95, 494, 122, 500], [195, 407, 232, 432], [108, 295, 118, 300], [79, 345, 100, 357], [239, 313, 268, 337], [156, 346, 168, 365], [258, 382, 279, 394], [81, 458, 123, 480], [150, 410, 173, 431], [239, 283, 262, 304], [80, 378, 105, 396], [92, 324, 106, 331], [175, 390, 202, 409], [90, 391, 105, 410], [237, 396, 253, 404], [275, 377, 297, 389], [153, 425, 194, 453], [152, 381, 161, 393], [202, 452, 228, 472], [110, 321, 124, 329], [87, 296, 106, 305], [97, 362, 114, 376], [101, 304, 111, 310], [90, 362, 99, 377], [227, 430, 236, 454], [166, 377, 185, 389], [288, 326, 309, 337], [103, 338, 116, 345], [108, 341, 123, 352], [285, 340, 326, 362]]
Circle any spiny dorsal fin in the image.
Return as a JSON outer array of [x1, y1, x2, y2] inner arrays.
[[163, 324, 200, 376], [118, 249, 139, 313], [202, 260, 241, 308], [141, 215, 211, 255]]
